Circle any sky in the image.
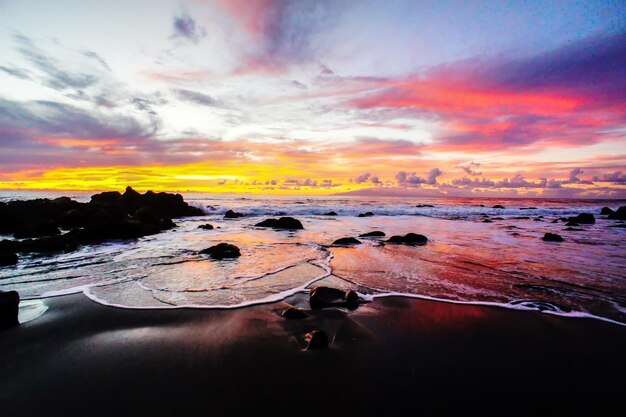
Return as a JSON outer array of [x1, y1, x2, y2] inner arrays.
[[0, 0, 625, 197]]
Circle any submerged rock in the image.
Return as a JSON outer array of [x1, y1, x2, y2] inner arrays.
[[542, 233, 563, 242], [564, 227, 583, 231], [0, 290, 20, 330], [386, 233, 428, 245], [482, 219, 493, 223], [255, 217, 304, 230], [309, 286, 360, 310], [492, 205, 505, 209], [359, 231, 386, 237], [323, 211, 338, 216], [198, 224, 214, 230], [332, 237, 361, 246], [282, 307, 308, 319], [0, 252, 18, 267], [200, 243, 241, 259], [415, 204, 434, 208], [357, 212, 375, 217], [566, 213, 595, 224], [304, 330, 329, 350], [224, 210, 244, 219]]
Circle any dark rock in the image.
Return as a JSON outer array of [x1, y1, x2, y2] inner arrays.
[[492, 217, 503, 220], [0, 252, 18, 266], [534, 218, 543, 222], [309, 286, 360, 310], [304, 330, 328, 350], [600, 207, 614, 215], [492, 205, 505, 209], [608, 206, 626, 221], [198, 224, 214, 230], [224, 210, 244, 219], [357, 212, 374, 217], [565, 221, 579, 226], [359, 231, 386, 237], [511, 232, 520, 236], [564, 227, 584, 231], [323, 211, 338, 216], [14, 219, 60, 239], [200, 243, 241, 259], [566, 213, 595, 224], [255, 217, 304, 230], [514, 216, 530, 220], [332, 237, 361, 246], [415, 204, 434, 208], [282, 307, 308, 319], [0, 290, 20, 329], [482, 219, 493, 223], [520, 207, 537, 210], [551, 219, 559, 223], [387, 233, 428, 245], [542, 233, 563, 242]]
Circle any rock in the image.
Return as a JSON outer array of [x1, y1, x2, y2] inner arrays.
[[514, 216, 530, 220], [608, 206, 626, 220], [282, 307, 308, 319], [309, 286, 360, 310], [511, 232, 520, 236], [323, 211, 338, 216], [13, 219, 60, 239], [542, 233, 563, 242], [200, 243, 241, 259], [551, 219, 559, 223], [482, 219, 493, 223], [386, 233, 428, 245], [566, 213, 595, 224], [359, 231, 386, 237], [565, 221, 579, 226], [492, 205, 505, 209], [255, 217, 303, 230], [564, 227, 583, 231], [520, 207, 537, 210], [224, 210, 243, 219], [534, 218, 543, 222], [600, 207, 614, 215], [492, 217, 503, 220], [0, 252, 18, 266], [304, 330, 328, 350], [357, 212, 374, 217], [415, 204, 434, 208], [0, 290, 20, 329], [198, 224, 214, 230], [332, 237, 361, 246]]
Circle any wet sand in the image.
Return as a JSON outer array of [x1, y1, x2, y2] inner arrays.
[[1, 294, 625, 416]]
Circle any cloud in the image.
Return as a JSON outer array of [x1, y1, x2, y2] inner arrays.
[[593, 171, 626, 184], [0, 65, 31, 80], [353, 173, 371, 183], [461, 162, 482, 176], [172, 12, 206, 43], [426, 168, 443, 184], [174, 89, 219, 106]]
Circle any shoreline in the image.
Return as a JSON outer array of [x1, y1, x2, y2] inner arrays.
[[2, 293, 625, 416]]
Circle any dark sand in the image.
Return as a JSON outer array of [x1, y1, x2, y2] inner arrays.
[[1, 294, 625, 416]]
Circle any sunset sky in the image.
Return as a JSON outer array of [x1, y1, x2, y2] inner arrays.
[[1, 0, 625, 197]]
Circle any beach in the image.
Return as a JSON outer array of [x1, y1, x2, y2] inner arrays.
[[2, 293, 625, 416]]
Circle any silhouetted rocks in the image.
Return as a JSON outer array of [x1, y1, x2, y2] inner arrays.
[[542, 233, 563, 242], [511, 232, 520, 236], [200, 243, 241, 259], [282, 306, 308, 319], [309, 286, 360, 310], [566, 213, 595, 224], [332, 237, 361, 246], [600, 207, 614, 215], [0, 290, 19, 330], [255, 217, 303, 230], [520, 207, 537, 210], [0, 187, 202, 256], [416, 204, 434, 208], [323, 211, 338, 216], [492, 205, 505, 209], [608, 206, 626, 220], [565, 221, 579, 226], [0, 252, 18, 266], [387, 233, 428, 245], [514, 216, 531, 220], [224, 210, 244, 219], [357, 212, 374, 217], [564, 227, 583, 231], [482, 219, 493, 223], [198, 224, 214, 230], [304, 330, 328, 350], [359, 231, 386, 237]]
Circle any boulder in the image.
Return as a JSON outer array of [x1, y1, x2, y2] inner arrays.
[[415, 204, 434, 208], [224, 210, 244, 219], [0, 252, 18, 266], [566, 213, 595, 224], [332, 237, 361, 246], [357, 212, 375, 217], [309, 286, 360, 310], [565, 221, 579, 226], [255, 217, 304, 230], [359, 231, 386, 238], [542, 233, 563, 242], [0, 290, 20, 330], [304, 330, 328, 350], [198, 224, 214, 230], [282, 307, 308, 319], [492, 205, 505, 209], [608, 206, 626, 221], [600, 207, 614, 215], [13, 220, 60, 239], [386, 233, 428, 245], [200, 243, 241, 259], [323, 211, 338, 216]]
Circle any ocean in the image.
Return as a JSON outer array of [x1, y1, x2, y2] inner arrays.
[[1, 192, 625, 325]]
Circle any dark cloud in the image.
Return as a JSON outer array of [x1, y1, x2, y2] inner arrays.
[[462, 162, 482, 176], [593, 171, 626, 184], [174, 89, 219, 107], [172, 12, 206, 43], [0, 65, 31, 80]]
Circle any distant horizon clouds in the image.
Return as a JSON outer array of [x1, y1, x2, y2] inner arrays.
[[0, 0, 625, 197]]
